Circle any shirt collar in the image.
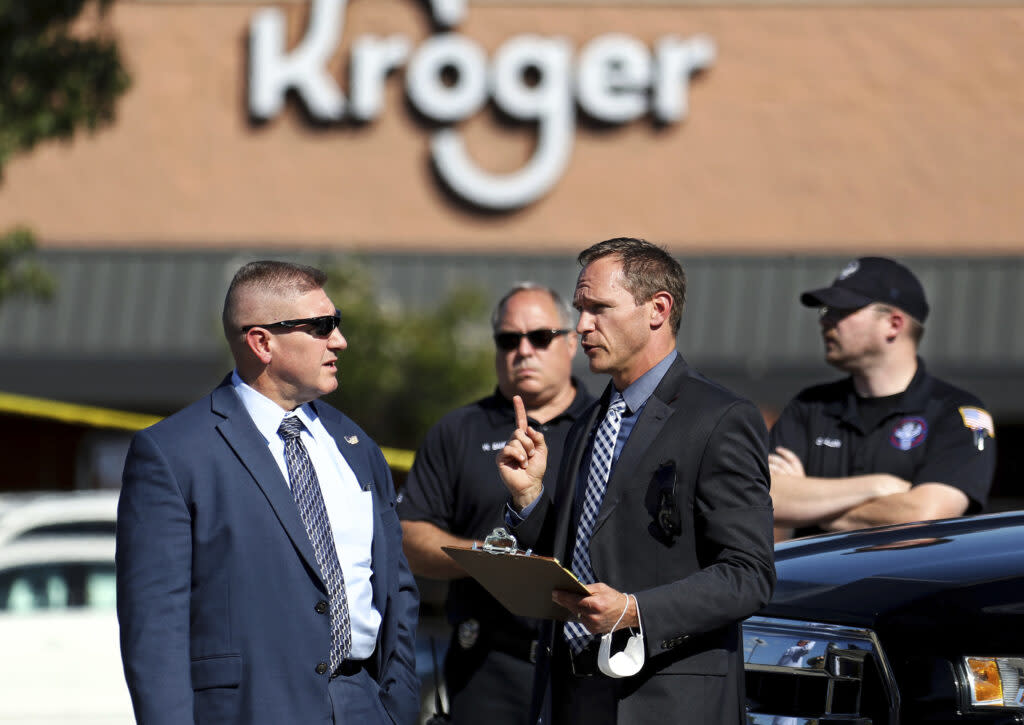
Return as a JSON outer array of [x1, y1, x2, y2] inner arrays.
[[832, 356, 932, 425], [618, 350, 677, 414], [898, 357, 933, 410], [231, 370, 318, 442]]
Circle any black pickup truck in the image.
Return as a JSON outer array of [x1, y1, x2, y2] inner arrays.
[[743, 512, 1024, 724]]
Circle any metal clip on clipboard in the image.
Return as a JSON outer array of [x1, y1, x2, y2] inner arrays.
[[477, 527, 532, 557], [445, 529, 586, 619]]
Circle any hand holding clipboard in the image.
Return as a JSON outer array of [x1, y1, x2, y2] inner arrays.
[[443, 529, 590, 621]]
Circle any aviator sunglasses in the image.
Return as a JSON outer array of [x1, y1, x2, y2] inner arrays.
[[242, 310, 342, 337], [493, 328, 569, 351]]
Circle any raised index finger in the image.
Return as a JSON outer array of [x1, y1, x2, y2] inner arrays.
[[513, 394, 529, 432]]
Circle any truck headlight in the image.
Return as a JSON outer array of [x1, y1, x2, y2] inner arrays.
[[963, 657, 1024, 708]]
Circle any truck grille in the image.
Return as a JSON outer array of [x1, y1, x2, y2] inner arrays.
[[743, 616, 899, 724]]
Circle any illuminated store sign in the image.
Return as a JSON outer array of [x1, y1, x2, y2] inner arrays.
[[250, 0, 714, 210]]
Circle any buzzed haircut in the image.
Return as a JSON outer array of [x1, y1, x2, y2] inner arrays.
[[578, 237, 687, 334], [872, 303, 926, 345], [491, 282, 574, 332], [222, 260, 327, 337]]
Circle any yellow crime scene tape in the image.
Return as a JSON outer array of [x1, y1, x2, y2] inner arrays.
[[0, 391, 415, 473]]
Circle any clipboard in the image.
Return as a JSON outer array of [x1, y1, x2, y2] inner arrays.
[[442, 528, 590, 620]]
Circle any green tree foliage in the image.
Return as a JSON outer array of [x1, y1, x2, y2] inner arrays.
[[0, 226, 54, 303], [323, 260, 495, 451], [0, 0, 130, 173], [0, 0, 131, 302]]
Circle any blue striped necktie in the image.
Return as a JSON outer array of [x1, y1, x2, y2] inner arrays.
[[279, 415, 351, 670], [564, 393, 626, 652]]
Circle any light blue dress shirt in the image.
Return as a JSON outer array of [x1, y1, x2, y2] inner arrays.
[[231, 371, 381, 659]]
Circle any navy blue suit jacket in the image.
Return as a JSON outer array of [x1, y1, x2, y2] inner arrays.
[[116, 380, 420, 725]]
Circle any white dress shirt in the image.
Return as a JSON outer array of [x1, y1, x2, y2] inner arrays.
[[231, 371, 381, 658]]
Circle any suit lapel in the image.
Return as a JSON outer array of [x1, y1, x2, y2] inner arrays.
[[593, 357, 689, 535], [211, 384, 324, 584], [554, 396, 602, 563]]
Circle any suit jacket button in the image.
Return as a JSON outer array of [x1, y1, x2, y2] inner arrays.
[[316, 662, 329, 675], [315, 600, 328, 614]]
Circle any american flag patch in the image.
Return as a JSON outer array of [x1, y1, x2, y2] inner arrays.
[[958, 407, 994, 437]]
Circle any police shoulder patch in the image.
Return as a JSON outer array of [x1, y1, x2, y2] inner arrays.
[[958, 407, 994, 437]]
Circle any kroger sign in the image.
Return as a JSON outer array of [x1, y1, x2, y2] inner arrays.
[[249, 0, 715, 210]]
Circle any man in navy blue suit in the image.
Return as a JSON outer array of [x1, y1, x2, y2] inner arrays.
[[116, 261, 419, 725]]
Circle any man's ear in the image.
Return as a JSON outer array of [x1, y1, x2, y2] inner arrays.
[[245, 328, 274, 363], [650, 291, 673, 329], [885, 308, 906, 343]]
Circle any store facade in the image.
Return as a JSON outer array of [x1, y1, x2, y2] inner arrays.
[[0, 0, 1021, 252], [0, 0, 1022, 497]]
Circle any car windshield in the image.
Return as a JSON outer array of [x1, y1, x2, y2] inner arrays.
[[0, 563, 116, 612]]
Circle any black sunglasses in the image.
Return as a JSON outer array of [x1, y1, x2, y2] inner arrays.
[[493, 328, 569, 351], [242, 310, 341, 337]]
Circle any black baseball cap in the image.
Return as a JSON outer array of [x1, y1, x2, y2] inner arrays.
[[800, 257, 929, 323]]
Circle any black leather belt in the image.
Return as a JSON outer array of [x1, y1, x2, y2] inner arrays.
[[331, 657, 372, 679]]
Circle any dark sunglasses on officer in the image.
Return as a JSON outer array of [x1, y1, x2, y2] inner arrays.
[[493, 328, 570, 351]]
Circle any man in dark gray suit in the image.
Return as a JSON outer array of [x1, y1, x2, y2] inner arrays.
[[498, 238, 776, 724]]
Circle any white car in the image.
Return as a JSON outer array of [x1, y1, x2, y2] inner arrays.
[[0, 490, 118, 545], [0, 533, 133, 724]]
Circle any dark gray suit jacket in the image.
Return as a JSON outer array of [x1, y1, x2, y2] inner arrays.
[[513, 355, 776, 724]]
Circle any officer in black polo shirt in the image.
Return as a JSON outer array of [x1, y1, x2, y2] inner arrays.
[[769, 257, 996, 540], [398, 283, 594, 725]]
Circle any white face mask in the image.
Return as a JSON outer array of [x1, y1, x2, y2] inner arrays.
[[597, 594, 645, 678]]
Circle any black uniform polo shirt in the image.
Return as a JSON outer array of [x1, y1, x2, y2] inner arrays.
[[770, 360, 995, 536], [398, 383, 595, 632]]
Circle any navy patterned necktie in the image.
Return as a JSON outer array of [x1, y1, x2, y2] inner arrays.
[[279, 415, 351, 669], [564, 393, 626, 651]]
